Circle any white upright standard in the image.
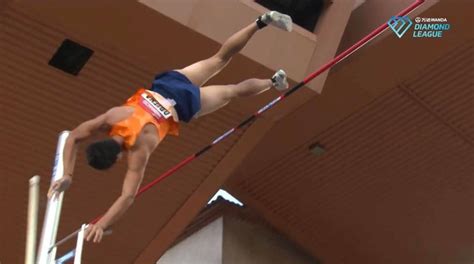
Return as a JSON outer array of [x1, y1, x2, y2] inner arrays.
[[25, 175, 40, 264], [36, 131, 70, 264]]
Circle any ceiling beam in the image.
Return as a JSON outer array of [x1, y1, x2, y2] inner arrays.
[[306, 0, 356, 93]]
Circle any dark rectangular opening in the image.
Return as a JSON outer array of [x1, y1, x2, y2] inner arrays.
[[49, 39, 94, 76], [255, 0, 325, 32]]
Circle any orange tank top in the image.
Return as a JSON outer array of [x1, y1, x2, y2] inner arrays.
[[109, 89, 179, 149]]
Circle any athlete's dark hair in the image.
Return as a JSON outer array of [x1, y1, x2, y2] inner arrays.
[[86, 139, 122, 170]]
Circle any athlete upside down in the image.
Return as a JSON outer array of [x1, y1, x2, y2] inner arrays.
[[48, 11, 293, 243]]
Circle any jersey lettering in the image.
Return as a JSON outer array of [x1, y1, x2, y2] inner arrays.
[[139, 92, 172, 121]]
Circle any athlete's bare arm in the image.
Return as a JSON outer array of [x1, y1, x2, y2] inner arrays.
[[87, 147, 149, 239], [47, 113, 110, 198], [47, 107, 132, 198]]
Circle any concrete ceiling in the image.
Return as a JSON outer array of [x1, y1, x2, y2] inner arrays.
[[0, 0, 472, 264]]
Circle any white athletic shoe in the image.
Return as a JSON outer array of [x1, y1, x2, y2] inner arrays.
[[272, 69, 289, 91], [261, 11, 293, 32]]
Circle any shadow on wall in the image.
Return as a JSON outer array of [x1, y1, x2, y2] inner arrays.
[[337, 0, 415, 52]]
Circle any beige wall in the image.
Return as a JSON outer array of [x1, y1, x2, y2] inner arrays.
[[157, 215, 317, 264], [222, 217, 317, 264], [157, 217, 224, 264]]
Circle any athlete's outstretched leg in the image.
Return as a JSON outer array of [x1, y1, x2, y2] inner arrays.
[[176, 11, 293, 87], [176, 23, 258, 87], [198, 70, 288, 117], [199, 78, 271, 116]]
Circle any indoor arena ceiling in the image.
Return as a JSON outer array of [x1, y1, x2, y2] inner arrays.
[[1, 0, 472, 264]]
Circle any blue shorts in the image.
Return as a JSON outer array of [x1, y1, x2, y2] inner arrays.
[[150, 71, 201, 123]]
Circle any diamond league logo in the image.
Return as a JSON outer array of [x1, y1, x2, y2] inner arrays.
[[387, 16, 413, 38], [388, 16, 450, 38]]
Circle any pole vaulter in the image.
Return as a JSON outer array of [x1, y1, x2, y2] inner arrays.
[[35, 1, 425, 262]]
